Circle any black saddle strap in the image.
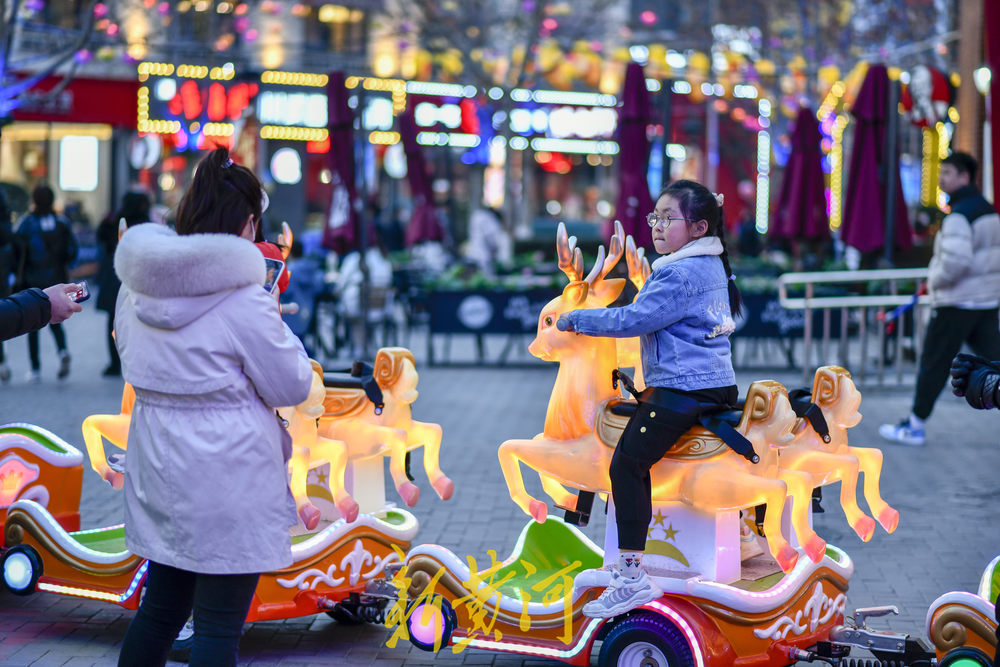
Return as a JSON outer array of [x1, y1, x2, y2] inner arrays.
[[787, 388, 830, 443], [326, 361, 385, 415], [613, 371, 759, 464]]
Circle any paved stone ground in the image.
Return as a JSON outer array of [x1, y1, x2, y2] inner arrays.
[[0, 304, 997, 666]]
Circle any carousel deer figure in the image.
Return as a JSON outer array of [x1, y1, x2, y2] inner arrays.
[[497, 226, 823, 572], [780, 366, 900, 538], [615, 235, 652, 391]]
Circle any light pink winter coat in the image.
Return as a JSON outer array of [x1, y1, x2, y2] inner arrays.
[[114, 223, 313, 574]]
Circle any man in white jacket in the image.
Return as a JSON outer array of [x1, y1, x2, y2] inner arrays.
[[881, 152, 1000, 446]]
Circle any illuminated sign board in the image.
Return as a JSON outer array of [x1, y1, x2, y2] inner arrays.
[[256, 90, 327, 128]]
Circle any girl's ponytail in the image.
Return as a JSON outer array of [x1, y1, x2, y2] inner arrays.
[[715, 204, 743, 318]]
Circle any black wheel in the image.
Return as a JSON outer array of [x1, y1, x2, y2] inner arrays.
[[939, 646, 994, 667], [405, 595, 457, 652], [1, 545, 42, 596], [325, 599, 365, 625], [598, 611, 695, 667]]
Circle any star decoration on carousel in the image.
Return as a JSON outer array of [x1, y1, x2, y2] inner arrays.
[[652, 511, 668, 527]]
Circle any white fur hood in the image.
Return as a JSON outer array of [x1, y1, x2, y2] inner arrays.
[[651, 236, 723, 270], [115, 223, 265, 330]]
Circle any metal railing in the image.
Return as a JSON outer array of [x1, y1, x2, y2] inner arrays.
[[777, 269, 930, 386]]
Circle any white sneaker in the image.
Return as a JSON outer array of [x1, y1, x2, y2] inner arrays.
[[25, 370, 40, 383], [878, 419, 925, 446], [581, 570, 661, 618]]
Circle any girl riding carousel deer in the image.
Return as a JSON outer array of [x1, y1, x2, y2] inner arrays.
[[558, 179, 741, 618]]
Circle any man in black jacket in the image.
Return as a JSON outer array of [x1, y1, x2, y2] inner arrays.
[[0, 284, 81, 343], [950, 353, 1000, 667]]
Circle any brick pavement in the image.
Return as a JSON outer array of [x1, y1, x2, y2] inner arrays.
[[0, 304, 997, 665]]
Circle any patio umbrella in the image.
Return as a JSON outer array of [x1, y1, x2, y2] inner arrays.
[[399, 108, 444, 246], [607, 61, 654, 248], [841, 64, 911, 254], [771, 107, 830, 241], [322, 71, 362, 254]]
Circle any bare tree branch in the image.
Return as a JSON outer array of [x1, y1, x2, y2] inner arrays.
[[0, 0, 98, 115]]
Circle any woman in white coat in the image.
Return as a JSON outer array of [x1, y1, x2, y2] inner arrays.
[[114, 148, 313, 666]]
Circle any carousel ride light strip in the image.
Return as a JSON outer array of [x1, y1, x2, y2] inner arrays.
[[462, 618, 603, 659], [2, 423, 84, 464], [642, 599, 706, 667], [37, 561, 148, 603]]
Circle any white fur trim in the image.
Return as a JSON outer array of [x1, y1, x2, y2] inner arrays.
[[115, 223, 265, 298], [651, 236, 723, 270]]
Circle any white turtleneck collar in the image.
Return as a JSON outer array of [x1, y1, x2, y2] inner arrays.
[[651, 236, 723, 271]]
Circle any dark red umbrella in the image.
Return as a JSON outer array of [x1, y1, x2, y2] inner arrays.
[[771, 107, 830, 240], [606, 62, 654, 248], [321, 71, 362, 254], [841, 64, 912, 254], [399, 108, 443, 246], [986, 1, 1000, 204]]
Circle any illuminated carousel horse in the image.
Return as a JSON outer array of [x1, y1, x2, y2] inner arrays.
[[780, 365, 900, 539], [281, 361, 358, 529], [315, 348, 454, 510], [496, 227, 823, 572], [81, 383, 134, 490]]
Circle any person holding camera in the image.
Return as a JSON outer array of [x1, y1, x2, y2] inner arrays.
[[949, 352, 1000, 667]]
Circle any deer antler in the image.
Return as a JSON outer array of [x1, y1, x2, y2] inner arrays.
[[625, 235, 652, 290], [556, 222, 584, 282], [583, 220, 626, 286]]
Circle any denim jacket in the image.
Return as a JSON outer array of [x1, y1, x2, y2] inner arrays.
[[566, 237, 736, 391]]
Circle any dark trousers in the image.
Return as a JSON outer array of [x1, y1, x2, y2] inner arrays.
[[611, 384, 738, 551], [913, 307, 1000, 419], [27, 322, 66, 370], [118, 561, 259, 667], [105, 315, 120, 371]]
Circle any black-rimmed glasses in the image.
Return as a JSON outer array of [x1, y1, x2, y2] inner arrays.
[[646, 212, 694, 228]]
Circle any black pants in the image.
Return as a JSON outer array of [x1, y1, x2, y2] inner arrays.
[[27, 322, 66, 370], [912, 307, 1000, 419], [105, 314, 120, 371], [611, 384, 739, 551], [118, 561, 259, 667]]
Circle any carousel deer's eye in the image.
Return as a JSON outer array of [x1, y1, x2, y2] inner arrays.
[[544, 316, 553, 326]]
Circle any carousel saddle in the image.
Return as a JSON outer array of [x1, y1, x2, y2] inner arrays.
[[596, 397, 756, 463]]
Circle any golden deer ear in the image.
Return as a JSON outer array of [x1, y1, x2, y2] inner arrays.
[[562, 281, 589, 307], [591, 278, 626, 306]]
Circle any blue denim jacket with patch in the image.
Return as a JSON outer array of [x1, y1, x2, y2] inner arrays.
[[566, 238, 736, 391]]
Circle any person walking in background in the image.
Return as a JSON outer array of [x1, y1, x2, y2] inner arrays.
[[15, 184, 78, 382], [113, 147, 312, 667], [0, 190, 15, 382], [96, 191, 151, 377], [880, 152, 1000, 446], [281, 239, 326, 357]]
